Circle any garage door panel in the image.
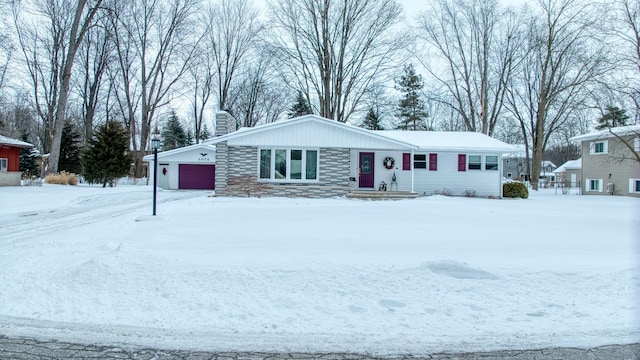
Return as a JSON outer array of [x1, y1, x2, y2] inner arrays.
[[179, 164, 215, 190]]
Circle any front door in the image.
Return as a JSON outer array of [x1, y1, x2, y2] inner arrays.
[[359, 152, 374, 188]]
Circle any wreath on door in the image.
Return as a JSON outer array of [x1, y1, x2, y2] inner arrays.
[[383, 156, 395, 169]]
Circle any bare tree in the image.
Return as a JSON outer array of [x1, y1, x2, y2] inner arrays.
[[206, 0, 262, 112], [108, 0, 200, 177], [417, 0, 522, 136], [0, 2, 12, 94], [74, 17, 113, 146], [228, 55, 290, 128], [13, 0, 103, 165], [505, 0, 611, 190], [267, 0, 405, 123]]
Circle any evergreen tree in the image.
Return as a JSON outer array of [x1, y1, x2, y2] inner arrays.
[[199, 123, 211, 141], [19, 132, 40, 178], [82, 120, 132, 187], [395, 64, 428, 130], [58, 122, 82, 174], [186, 129, 194, 145], [595, 106, 630, 130], [161, 111, 189, 150], [360, 108, 384, 130], [287, 91, 313, 118]]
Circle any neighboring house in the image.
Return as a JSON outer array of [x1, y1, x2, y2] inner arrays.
[[143, 143, 216, 190], [502, 144, 556, 186], [570, 125, 640, 197], [194, 112, 512, 198], [0, 134, 34, 186], [553, 158, 582, 189]]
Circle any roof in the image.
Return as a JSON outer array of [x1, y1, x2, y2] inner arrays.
[[0, 134, 34, 148], [553, 158, 582, 173], [570, 124, 640, 142], [204, 115, 418, 150], [143, 143, 216, 161], [204, 115, 512, 152], [375, 130, 514, 152]]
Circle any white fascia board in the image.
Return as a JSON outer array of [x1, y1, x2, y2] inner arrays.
[[142, 144, 216, 161]]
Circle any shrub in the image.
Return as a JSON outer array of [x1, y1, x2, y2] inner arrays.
[[433, 188, 454, 196], [503, 181, 528, 199], [44, 171, 78, 185], [464, 189, 477, 198]]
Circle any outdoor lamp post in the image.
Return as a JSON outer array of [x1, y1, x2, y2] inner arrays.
[[151, 129, 161, 216]]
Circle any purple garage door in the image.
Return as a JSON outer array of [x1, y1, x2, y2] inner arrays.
[[179, 164, 215, 190]]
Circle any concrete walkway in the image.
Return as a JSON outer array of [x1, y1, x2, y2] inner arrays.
[[0, 335, 638, 360]]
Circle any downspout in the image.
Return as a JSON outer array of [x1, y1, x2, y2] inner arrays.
[[411, 149, 415, 193]]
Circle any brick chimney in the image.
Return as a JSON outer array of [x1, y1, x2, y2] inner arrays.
[[215, 111, 237, 137]]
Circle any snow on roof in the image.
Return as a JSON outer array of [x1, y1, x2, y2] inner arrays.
[[0, 134, 34, 148], [570, 124, 640, 142], [377, 130, 514, 152], [142, 143, 216, 161], [553, 158, 582, 173]]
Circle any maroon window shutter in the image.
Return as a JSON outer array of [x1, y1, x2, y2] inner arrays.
[[402, 153, 411, 170], [458, 154, 466, 171], [429, 153, 437, 171]]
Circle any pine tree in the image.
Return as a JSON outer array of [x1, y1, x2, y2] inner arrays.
[[595, 106, 630, 130], [199, 123, 211, 142], [19, 132, 40, 178], [287, 91, 313, 118], [58, 122, 82, 174], [395, 64, 428, 130], [360, 108, 384, 130], [161, 111, 189, 150], [82, 120, 132, 187]]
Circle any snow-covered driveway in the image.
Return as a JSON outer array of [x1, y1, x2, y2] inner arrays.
[[0, 184, 638, 355]]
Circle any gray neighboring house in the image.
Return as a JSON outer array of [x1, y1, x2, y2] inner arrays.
[[502, 145, 556, 186], [570, 125, 640, 197], [553, 158, 581, 189]]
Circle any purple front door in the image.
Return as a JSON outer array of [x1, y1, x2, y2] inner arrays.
[[359, 152, 374, 188], [179, 164, 215, 190]]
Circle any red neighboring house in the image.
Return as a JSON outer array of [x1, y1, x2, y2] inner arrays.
[[0, 134, 34, 186]]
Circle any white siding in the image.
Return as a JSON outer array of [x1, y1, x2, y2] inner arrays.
[[228, 121, 410, 150], [349, 150, 502, 196]]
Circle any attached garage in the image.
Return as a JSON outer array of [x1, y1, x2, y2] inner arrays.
[[143, 144, 216, 190], [179, 164, 215, 190]]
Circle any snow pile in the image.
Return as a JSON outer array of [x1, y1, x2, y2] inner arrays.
[[0, 185, 638, 354]]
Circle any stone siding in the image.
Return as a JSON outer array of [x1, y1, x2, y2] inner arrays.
[[223, 146, 351, 198]]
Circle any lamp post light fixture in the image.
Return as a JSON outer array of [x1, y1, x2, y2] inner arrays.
[[151, 129, 161, 216]]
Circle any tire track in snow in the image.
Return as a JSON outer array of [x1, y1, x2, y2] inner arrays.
[[0, 191, 204, 246]]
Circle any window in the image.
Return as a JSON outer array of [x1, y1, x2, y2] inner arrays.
[[402, 153, 411, 170], [259, 149, 271, 179], [0, 158, 7, 171], [414, 154, 427, 169], [635, 138, 640, 152], [630, 179, 640, 193], [468, 155, 482, 170], [590, 140, 608, 154], [586, 179, 602, 192], [485, 155, 498, 170], [429, 153, 437, 171], [259, 148, 318, 181]]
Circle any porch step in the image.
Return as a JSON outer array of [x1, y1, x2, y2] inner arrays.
[[346, 190, 419, 200]]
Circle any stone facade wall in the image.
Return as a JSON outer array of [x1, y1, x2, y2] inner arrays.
[[223, 146, 351, 198]]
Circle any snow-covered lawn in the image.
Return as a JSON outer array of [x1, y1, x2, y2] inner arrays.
[[0, 184, 638, 355]]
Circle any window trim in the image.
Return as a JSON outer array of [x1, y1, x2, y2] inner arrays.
[[467, 155, 482, 170], [586, 178, 603, 192], [485, 155, 499, 171], [630, 179, 640, 193], [258, 148, 319, 183], [413, 154, 427, 169], [590, 140, 608, 155]]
